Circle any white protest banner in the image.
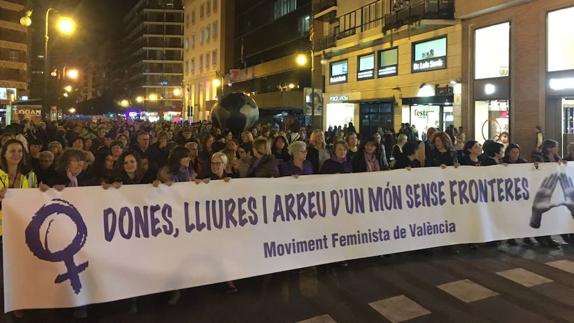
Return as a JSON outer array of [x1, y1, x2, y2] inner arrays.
[[4, 163, 574, 312]]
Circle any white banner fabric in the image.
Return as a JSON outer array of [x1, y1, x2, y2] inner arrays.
[[4, 163, 574, 312]]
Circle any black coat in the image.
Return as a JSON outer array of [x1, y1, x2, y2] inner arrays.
[[47, 170, 96, 187], [352, 151, 384, 173], [320, 158, 352, 174], [249, 155, 279, 178]]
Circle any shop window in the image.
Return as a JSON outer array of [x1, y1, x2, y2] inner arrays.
[[474, 100, 510, 143], [548, 6, 574, 72], [377, 48, 398, 77], [412, 37, 447, 73], [329, 59, 348, 84], [475, 22, 510, 79], [357, 53, 375, 80]]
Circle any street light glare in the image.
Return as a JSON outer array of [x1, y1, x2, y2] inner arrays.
[[296, 54, 308, 66], [64, 85, 73, 93], [57, 17, 76, 35], [148, 93, 158, 101], [135, 96, 144, 103], [173, 88, 182, 97], [212, 79, 222, 88], [68, 108, 76, 114], [120, 99, 130, 107], [66, 69, 79, 80]]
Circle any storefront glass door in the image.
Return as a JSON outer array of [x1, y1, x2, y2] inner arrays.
[[359, 102, 393, 138], [409, 105, 441, 135], [562, 98, 574, 156], [474, 100, 510, 143]]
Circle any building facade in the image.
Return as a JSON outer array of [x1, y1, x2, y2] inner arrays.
[[459, 0, 574, 158], [227, 0, 313, 125], [0, 0, 28, 108], [120, 0, 184, 118], [314, 0, 457, 138], [183, 0, 231, 121]]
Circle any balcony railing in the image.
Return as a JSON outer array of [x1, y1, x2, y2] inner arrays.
[[313, 0, 337, 16], [337, 0, 385, 39], [384, 0, 454, 32]]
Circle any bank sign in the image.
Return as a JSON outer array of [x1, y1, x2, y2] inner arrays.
[[412, 37, 447, 73]]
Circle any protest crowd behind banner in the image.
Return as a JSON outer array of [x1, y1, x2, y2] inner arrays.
[[1, 118, 574, 313]]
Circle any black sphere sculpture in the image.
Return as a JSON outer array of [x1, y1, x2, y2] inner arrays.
[[211, 92, 259, 134]]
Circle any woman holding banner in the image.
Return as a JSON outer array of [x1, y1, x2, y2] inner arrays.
[[158, 146, 196, 184], [460, 141, 482, 166], [321, 140, 352, 174], [531, 139, 562, 249], [279, 141, 314, 177], [428, 132, 457, 167], [352, 136, 384, 173]]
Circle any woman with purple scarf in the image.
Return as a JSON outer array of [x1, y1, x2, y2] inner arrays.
[[158, 146, 196, 184]]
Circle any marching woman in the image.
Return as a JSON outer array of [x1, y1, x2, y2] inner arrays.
[[108, 151, 152, 185], [428, 132, 458, 167], [307, 130, 331, 173], [272, 135, 291, 163], [352, 136, 384, 173], [158, 146, 196, 185], [201, 152, 238, 292], [279, 141, 314, 177], [502, 143, 528, 164], [393, 141, 424, 169], [45, 148, 95, 188], [479, 141, 504, 166], [0, 139, 36, 233], [320, 140, 353, 174], [531, 139, 562, 248], [460, 141, 482, 166], [249, 138, 279, 178], [391, 134, 408, 168]]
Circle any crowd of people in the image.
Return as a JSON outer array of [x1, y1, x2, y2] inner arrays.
[[0, 117, 572, 317]]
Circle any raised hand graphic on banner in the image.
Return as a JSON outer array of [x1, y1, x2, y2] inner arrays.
[[559, 173, 574, 219], [530, 173, 560, 228]]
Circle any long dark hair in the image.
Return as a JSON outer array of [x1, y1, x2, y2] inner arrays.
[[113, 151, 142, 180], [167, 146, 190, 174], [0, 139, 31, 175]]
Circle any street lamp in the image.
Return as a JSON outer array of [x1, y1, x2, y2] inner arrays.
[[148, 93, 159, 102], [296, 54, 308, 67], [173, 88, 182, 97], [68, 107, 76, 114], [135, 96, 144, 103], [20, 8, 78, 121], [66, 68, 79, 80], [120, 99, 130, 108], [63, 85, 73, 93], [57, 17, 76, 35], [212, 79, 222, 88]]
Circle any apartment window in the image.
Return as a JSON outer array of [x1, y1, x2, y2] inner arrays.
[[274, 0, 297, 20], [8, 51, 19, 61], [192, 10, 196, 25], [213, 0, 218, 13], [191, 34, 196, 48], [191, 58, 195, 74], [200, 30, 204, 45], [186, 13, 190, 29], [206, 27, 211, 43], [199, 55, 203, 72], [212, 50, 217, 66], [200, 4, 205, 18], [474, 22, 510, 79], [185, 60, 189, 74], [212, 22, 218, 40], [299, 16, 310, 35], [205, 52, 210, 68], [184, 38, 189, 50], [206, 0, 211, 17], [548, 6, 574, 72]]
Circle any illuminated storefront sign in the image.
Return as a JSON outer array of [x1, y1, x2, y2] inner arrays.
[[378, 48, 398, 77], [357, 53, 375, 80], [330, 59, 348, 84], [412, 37, 447, 72]]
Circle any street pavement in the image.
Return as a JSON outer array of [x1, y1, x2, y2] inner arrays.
[[4, 239, 574, 323]]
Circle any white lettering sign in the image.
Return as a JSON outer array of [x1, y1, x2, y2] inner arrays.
[[413, 58, 446, 72]]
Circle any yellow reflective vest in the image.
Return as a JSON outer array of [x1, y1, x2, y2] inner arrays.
[[0, 169, 31, 236]]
